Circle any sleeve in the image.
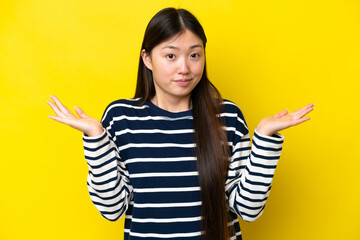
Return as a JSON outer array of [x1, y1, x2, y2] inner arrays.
[[225, 107, 284, 222], [82, 103, 133, 221]]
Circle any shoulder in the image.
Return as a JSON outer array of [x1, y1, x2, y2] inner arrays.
[[101, 97, 148, 121], [221, 99, 246, 120], [221, 99, 249, 133], [106, 98, 144, 109]]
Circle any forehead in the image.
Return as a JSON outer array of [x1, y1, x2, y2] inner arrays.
[[157, 30, 203, 50]]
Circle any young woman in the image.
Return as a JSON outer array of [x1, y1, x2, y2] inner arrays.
[[47, 7, 314, 240]]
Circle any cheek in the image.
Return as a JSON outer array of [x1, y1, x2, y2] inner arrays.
[[193, 62, 205, 75], [153, 60, 174, 77]]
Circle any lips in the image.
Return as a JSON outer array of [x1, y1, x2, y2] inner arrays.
[[174, 78, 191, 82], [174, 78, 192, 86]]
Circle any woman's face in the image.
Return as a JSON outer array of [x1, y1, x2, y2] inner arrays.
[[141, 29, 205, 104]]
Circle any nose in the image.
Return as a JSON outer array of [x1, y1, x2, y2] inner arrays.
[[177, 57, 190, 75]]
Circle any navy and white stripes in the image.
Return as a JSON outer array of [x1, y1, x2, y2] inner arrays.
[[82, 98, 284, 239]]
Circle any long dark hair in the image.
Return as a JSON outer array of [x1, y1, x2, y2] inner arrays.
[[134, 8, 230, 239]]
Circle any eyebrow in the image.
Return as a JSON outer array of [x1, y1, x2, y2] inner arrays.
[[161, 44, 203, 50]]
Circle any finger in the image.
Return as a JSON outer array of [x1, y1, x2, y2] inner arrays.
[[291, 117, 311, 126], [47, 100, 67, 118], [74, 106, 89, 119], [50, 95, 73, 115], [274, 109, 289, 118], [293, 104, 313, 113], [48, 114, 74, 126], [293, 104, 314, 119], [289, 103, 314, 118]]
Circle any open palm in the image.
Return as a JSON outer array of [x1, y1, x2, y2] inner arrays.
[[47, 95, 104, 137], [256, 103, 315, 136]]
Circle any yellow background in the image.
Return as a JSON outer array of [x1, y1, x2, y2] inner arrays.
[[1, 0, 359, 239]]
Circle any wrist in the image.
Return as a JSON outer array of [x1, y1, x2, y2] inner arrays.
[[86, 127, 104, 137], [255, 126, 275, 136]]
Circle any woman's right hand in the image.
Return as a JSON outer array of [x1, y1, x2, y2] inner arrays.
[[47, 95, 104, 137]]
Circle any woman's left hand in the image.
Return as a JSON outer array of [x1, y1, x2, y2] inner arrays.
[[256, 103, 315, 136]]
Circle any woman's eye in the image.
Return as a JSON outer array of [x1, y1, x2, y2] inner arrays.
[[191, 53, 200, 58], [167, 54, 175, 59]]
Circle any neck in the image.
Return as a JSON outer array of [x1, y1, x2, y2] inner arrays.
[[151, 94, 192, 113]]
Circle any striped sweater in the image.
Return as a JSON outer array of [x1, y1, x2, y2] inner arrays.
[[82, 98, 284, 240]]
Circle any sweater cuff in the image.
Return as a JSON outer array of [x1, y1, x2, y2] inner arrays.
[[252, 129, 284, 157], [82, 128, 106, 141], [82, 128, 111, 153], [254, 128, 284, 142]]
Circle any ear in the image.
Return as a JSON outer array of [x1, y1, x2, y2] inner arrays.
[[141, 49, 153, 71]]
